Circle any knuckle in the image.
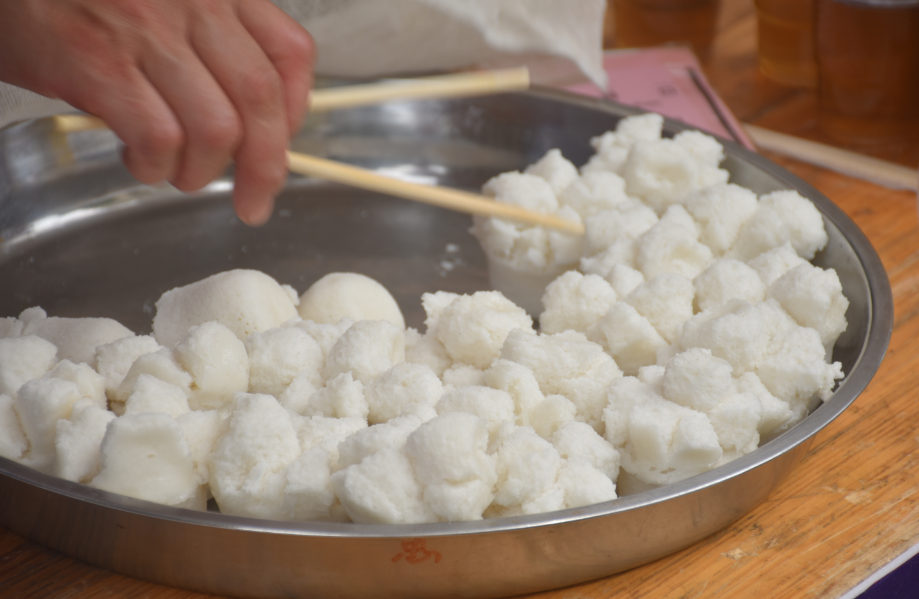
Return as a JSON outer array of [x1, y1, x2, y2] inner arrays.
[[242, 153, 288, 190], [284, 26, 316, 64], [122, 148, 159, 184], [236, 67, 284, 113], [140, 120, 184, 159], [195, 113, 242, 153]]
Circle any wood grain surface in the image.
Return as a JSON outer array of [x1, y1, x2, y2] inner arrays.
[[2, 1, 918, 597]]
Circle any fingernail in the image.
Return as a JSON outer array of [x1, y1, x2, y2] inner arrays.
[[239, 197, 274, 227]]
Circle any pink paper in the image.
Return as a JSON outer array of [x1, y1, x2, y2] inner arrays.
[[566, 47, 755, 150]]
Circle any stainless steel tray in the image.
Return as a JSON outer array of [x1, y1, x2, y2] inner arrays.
[[0, 88, 892, 598]]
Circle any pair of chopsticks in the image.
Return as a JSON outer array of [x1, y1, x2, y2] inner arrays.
[[52, 68, 585, 235]]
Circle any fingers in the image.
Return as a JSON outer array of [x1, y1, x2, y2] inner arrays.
[[46, 33, 186, 187], [11, 0, 315, 226], [192, 3, 292, 226], [140, 43, 242, 193], [238, 0, 316, 137], [115, 82, 184, 187]]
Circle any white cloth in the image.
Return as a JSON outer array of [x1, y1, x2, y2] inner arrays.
[[275, 0, 607, 85], [0, 0, 607, 129]]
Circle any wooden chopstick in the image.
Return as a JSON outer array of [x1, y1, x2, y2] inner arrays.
[[308, 68, 530, 112], [745, 124, 918, 192], [51, 68, 531, 134], [286, 151, 584, 234]]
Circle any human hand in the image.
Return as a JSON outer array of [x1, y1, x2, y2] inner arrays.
[[0, 0, 315, 225]]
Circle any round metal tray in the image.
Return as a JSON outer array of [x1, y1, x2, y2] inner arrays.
[[0, 88, 892, 598]]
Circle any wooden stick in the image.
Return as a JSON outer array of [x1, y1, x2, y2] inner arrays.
[[52, 113, 106, 134], [51, 67, 530, 134], [745, 124, 918, 192], [286, 151, 585, 235], [308, 67, 530, 112]]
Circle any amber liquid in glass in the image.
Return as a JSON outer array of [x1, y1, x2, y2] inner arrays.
[[815, 0, 919, 145], [613, 0, 721, 61], [755, 0, 817, 87]]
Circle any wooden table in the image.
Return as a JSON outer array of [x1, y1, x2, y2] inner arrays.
[[2, 1, 918, 597]]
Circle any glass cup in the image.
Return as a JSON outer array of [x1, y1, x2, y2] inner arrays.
[[612, 0, 722, 61], [815, 0, 919, 146], [754, 0, 817, 87]]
